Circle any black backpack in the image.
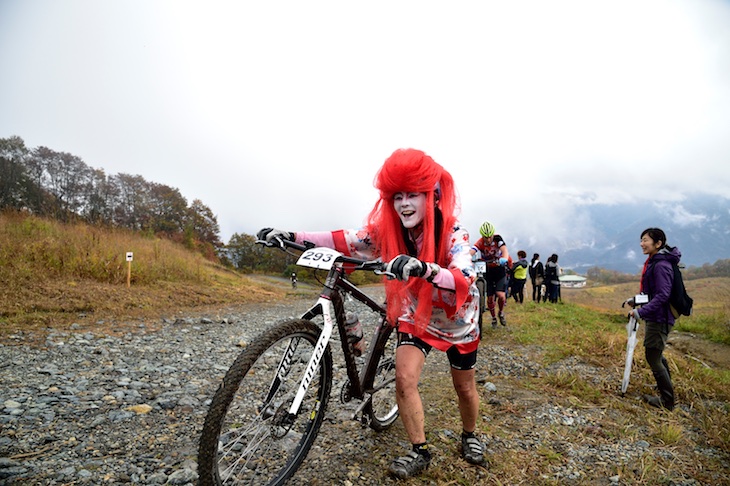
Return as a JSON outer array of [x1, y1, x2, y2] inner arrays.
[[669, 263, 693, 318], [544, 263, 557, 281], [647, 259, 693, 319]]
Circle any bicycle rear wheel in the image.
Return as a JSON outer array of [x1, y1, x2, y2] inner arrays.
[[366, 326, 398, 431], [476, 278, 486, 331], [198, 319, 333, 486]]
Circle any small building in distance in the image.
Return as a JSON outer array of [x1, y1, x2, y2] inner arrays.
[[559, 275, 587, 288]]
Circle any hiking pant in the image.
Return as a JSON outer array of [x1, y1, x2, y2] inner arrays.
[[644, 320, 674, 410], [548, 282, 560, 303]]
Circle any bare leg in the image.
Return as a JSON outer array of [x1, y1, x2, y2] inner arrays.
[[451, 367, 479, 433], [395, 345, 427, 444], [486, 295, 496, 318], [496, 291, 506, 314]]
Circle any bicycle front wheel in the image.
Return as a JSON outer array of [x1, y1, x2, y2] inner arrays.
[[198, 319, 333, 486]]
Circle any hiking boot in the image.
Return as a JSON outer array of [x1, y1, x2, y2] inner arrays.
[[642, 394, 674, 411], [388, 451, 430, 479], [491, 317, 498, 329], [651, 367, 675, 410], [498, 313, 507, 326], [461, 434, 486, 465]]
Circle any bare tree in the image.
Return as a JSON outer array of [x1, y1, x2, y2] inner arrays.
[[82, 168, 118, 224], [0, 136, 31, 209], [148, 183, 188, 235], [189, 198, 222, 247], [32, 147, 91, 220], [0, 136, 56, 213], [112, 173, 150, 230]]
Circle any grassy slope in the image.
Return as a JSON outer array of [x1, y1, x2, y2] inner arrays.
[[0, 212, 286, 341], [561, 277, 730, 346]]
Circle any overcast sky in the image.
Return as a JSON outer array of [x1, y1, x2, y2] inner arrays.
[[2, 0, 729, 247]]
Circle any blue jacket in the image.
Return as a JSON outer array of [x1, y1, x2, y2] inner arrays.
[[637, 246, 682, 325]]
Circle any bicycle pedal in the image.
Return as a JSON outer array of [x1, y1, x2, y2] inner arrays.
[[359, 414, 370, 427]]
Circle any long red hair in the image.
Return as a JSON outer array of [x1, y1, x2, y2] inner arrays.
[[366, 148, 459, 330]]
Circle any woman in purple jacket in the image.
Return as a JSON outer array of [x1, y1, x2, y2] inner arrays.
[[628, 227, 680, 410]]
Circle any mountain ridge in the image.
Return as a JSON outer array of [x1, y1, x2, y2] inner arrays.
[[509, 193, 729, 274]]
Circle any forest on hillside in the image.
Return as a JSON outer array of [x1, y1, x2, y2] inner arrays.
[[1, 136, 221, 256]]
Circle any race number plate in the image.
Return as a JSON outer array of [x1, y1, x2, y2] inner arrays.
[[475, 261, 486, 273], [296, 247, 342, 270]]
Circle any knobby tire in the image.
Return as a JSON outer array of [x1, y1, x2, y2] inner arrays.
[[198, 319, 333, 486], [366, 355, 398, 431], [356, 320, 398, 431]]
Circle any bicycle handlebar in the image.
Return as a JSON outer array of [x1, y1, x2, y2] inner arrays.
[[256, 238, 393, 278]]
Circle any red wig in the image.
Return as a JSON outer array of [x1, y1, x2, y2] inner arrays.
[[366, 148, 459, 331]]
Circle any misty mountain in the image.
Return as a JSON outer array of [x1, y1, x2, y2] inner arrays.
[[516, 194, 729, 275]]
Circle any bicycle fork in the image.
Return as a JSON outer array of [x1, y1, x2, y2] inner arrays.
[[265, 297, 335, 423]]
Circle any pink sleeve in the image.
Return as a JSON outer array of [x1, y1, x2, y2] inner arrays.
[[295, 229, 377, 260], [295, 231, 336, 248], [430, 267, 456, 290]]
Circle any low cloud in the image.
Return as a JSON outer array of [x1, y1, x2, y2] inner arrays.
[[656, 203, 709, 227]]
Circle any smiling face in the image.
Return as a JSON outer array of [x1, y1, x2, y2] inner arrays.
[[393, 192, 427, 231], [640, 233, 663, 256]]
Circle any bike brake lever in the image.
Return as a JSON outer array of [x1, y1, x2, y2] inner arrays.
[[375, 270, 396, 280], [256, 238, 286, 249]]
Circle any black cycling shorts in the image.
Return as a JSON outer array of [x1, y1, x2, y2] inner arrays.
[[487, 275, 509, 295], [397, 332, 477, 370]]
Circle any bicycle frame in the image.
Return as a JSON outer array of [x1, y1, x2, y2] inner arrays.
[[268, 240, 393, 424]]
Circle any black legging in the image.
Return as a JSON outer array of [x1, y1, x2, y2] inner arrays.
[[511, 279, 526, 303], [531, 279, 540, 301]]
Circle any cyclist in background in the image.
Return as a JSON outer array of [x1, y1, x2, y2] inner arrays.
[[470, 222, 511, 328], [257, 148, 486, 478]]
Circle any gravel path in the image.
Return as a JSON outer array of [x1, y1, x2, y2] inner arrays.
[[1, 289, 728, 485]]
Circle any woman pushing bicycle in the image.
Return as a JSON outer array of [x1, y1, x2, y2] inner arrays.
[[258, 148, 486, 478]]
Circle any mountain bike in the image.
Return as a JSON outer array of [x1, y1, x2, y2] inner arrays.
[[475, 257, 511, 329], [197, 238, 399, 485]]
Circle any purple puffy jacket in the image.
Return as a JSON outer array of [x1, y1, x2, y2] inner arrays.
[[637, 246, 682, 325]]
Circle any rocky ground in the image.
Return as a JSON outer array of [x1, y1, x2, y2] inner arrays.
[[1, 286, 728, 485]]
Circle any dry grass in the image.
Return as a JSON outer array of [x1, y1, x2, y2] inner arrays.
[[381, 286, 730, 485], [0, 212, 285, 343]]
